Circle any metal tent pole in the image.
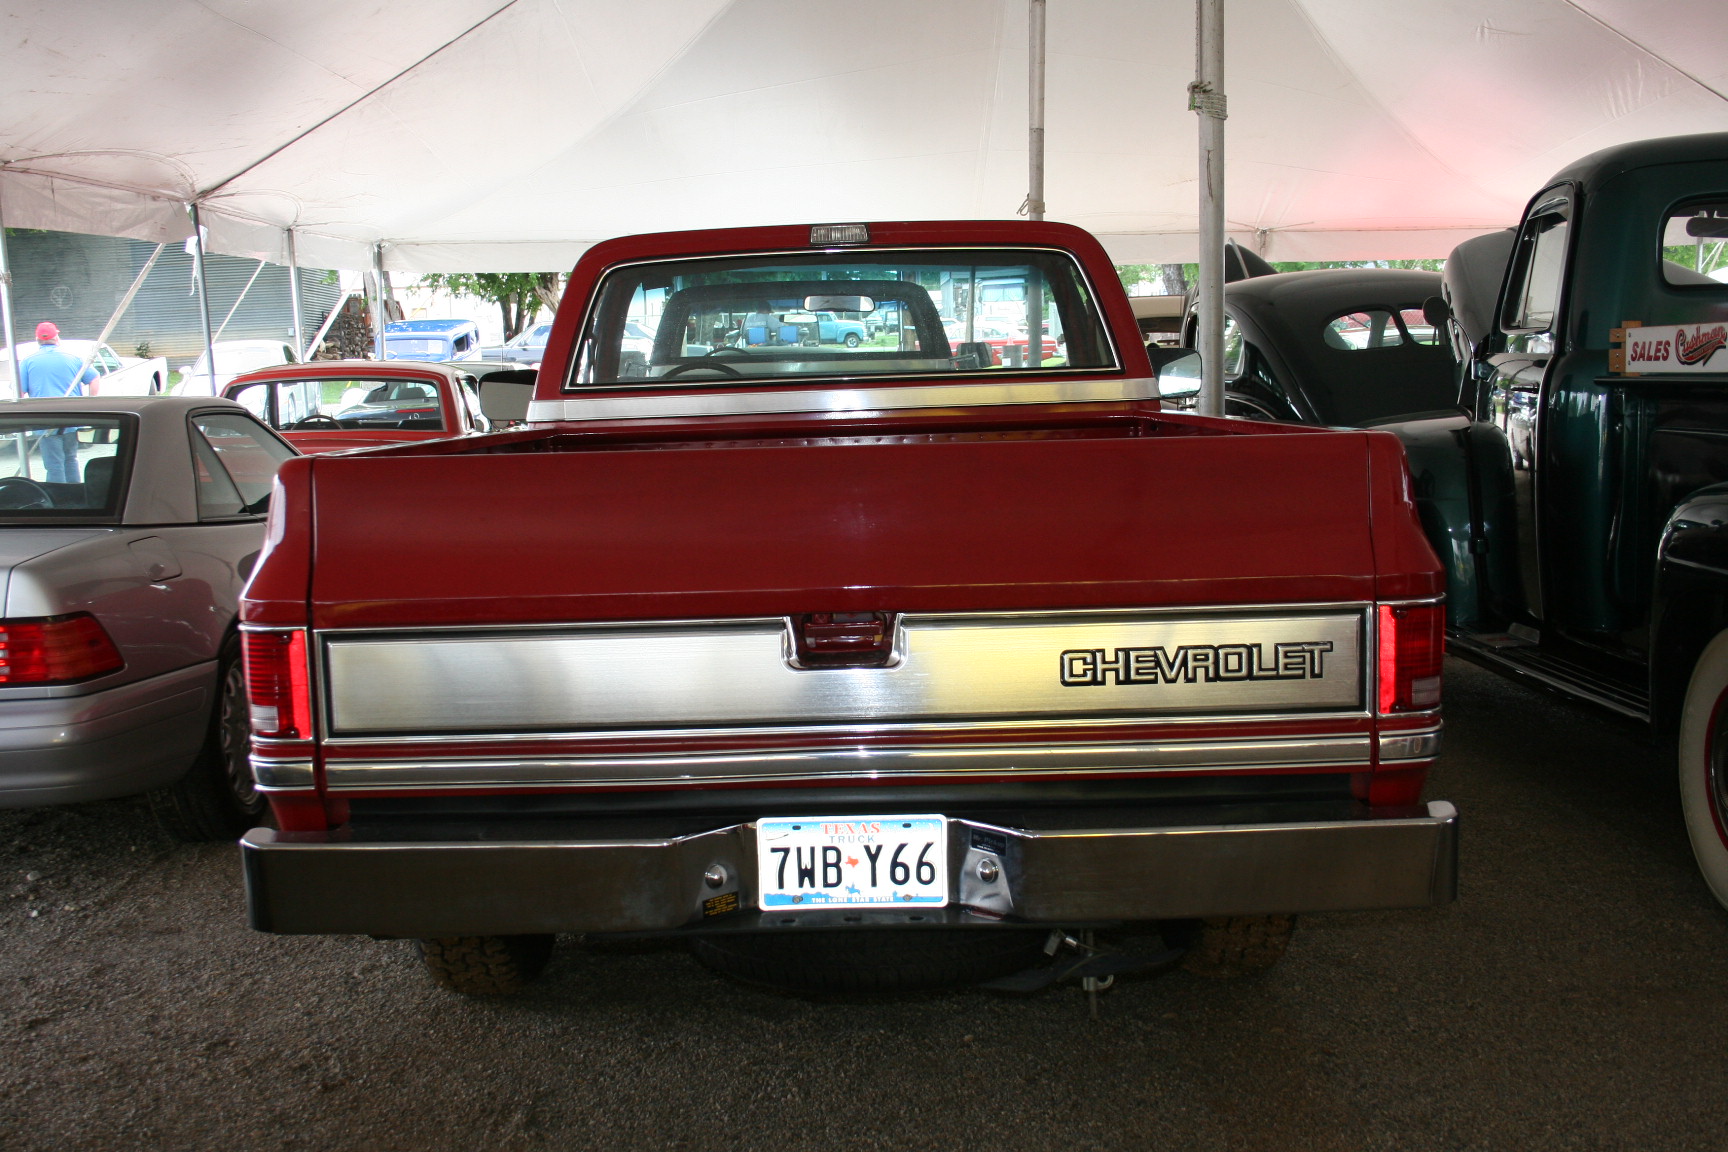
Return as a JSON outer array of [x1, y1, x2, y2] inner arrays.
[[0, 184, 19, 399], [211, 259, 267, 343], [370, 244, 388, 360], [75, 243, 166, 386], [286, 229, 307, 361], [1027, 0, 1046, 223], [1026, 0, 1046, 363], [1192, 0, 1227, 418], [191, 204, 218, 394]]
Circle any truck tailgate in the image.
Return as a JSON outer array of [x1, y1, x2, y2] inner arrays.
[[305, 428, 1382, 628]]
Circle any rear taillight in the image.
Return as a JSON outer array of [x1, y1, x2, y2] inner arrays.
[[243, 630, 310, 739], [0, 614, 124, 684], [1378, 603, 1444, 714]]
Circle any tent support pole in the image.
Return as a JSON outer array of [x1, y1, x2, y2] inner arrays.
[[0, 185, 18, 399], [191, 204, 218, 394], [286, 229, 307, 361], [74, 243, 167, 385], [1027, 0, 1046, 223], [371, 245, 387, 360], [212, 259, 267, 343], [1026, 0, 1047, 363], [1192, 0, 1227, 419]]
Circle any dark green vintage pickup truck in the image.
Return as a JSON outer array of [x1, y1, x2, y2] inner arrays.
[[1403, 132, 1728, 909]]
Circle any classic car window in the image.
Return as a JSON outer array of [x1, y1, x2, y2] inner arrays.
[[1660, 199, 1728, 286], [1324, 310, 1404, 350], [1221, 314, 1246, 378], [191, 413, 295, 518], [1397, 308, 1442, 345], [1504, 198, 1570, 336], [94, 346, 122, 372], [569, 247, 1116, 389], [0, 415, 132, 520]]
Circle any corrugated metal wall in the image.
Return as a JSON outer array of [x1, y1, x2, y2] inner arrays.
[[3, 229, 342, 363]]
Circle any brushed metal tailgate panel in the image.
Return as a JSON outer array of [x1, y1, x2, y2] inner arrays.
[[322, 610, 1364, 735]]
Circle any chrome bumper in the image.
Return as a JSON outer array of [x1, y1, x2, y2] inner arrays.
[[242, 801, 1458, 937]]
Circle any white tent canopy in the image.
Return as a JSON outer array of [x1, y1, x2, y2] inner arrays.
[[3, 0, 1726, 273]]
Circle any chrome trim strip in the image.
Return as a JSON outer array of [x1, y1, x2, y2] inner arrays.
[[310, 600, 1383, 639], [1377, 728, 1442, 762], [240, 800, 1459, 935], [321, 609, 1365, 736], [320, 709, 1368, 748], [526, 376, 1160, 423], [319, 735, 1372, 790], [252, 758, 315, 789]]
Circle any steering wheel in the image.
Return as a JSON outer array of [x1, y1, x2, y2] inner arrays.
[[0, 476, 55, 510], [704, 347, 753, 357], [662, 361, 743, 379], [288, 414, 343, 430]]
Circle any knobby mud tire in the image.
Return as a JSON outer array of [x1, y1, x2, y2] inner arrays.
[[1179, 915, 1296, 979], [417, 935, 556, 995], [690, 928, 1048, 993]]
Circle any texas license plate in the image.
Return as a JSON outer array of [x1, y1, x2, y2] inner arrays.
[[756, 815, 948, 908]]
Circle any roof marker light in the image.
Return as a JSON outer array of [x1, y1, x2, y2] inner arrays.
[[810, 224, 869, 246]]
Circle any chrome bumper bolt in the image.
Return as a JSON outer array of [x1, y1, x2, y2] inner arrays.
[[976, 858, 1000, 884], [703, 866, 728, 889]]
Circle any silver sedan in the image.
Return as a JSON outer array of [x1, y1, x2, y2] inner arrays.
[[0, 396, 297, 838]]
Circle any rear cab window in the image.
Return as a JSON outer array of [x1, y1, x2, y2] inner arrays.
[[567, 247, 1118, 389], [1660, 199, 1728, 286], [231, 377, 448, 432]]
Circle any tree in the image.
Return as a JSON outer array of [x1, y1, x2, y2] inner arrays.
[[416, 272, 563, 340]]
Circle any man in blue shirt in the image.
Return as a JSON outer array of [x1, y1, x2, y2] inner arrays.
[[19, 322, 96, 484]]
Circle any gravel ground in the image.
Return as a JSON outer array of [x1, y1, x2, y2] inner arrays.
[[0, 657, 1723, 1151]]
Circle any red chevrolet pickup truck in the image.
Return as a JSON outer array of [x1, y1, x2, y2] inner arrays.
[[238, 220, 1456, 996]]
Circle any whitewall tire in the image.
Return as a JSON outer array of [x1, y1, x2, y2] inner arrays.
[[1679, 628, 1728, 911]]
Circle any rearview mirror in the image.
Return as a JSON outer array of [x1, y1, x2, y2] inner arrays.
[[1686, 214, 1728, 239], [804, 295, 874, 313]]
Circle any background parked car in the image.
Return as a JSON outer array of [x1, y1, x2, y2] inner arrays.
[[0, 339, 168, 395], [172, 339, 298, 396], [0, 396, 298, 838], [225, 360, 490, 453], [481, 323, 553, 365], [384, 319, 481, 362], [1168, 267, 1457, 425]]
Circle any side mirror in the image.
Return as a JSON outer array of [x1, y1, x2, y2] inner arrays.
[[478, 375, 536, 423], [1148, 347, 1202, 398], [1421, 295, 1452, 329]]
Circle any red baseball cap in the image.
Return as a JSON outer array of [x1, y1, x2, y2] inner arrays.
[[34, 322, 58, 341]]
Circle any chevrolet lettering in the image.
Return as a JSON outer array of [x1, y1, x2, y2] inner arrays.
[[238, 218, 1456, 998], [1060, 641, 1334, 687]]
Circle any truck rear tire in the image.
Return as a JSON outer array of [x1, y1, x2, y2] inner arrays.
[[1177, 915, 1296, 978], [148, 637, 267, 841], [417, 934, 555, 995], [690, 928, 1047, 993], [1679, 629, 1728, 910]]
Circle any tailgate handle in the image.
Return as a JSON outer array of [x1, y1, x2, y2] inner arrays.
[[790, 612, 898, 669]]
